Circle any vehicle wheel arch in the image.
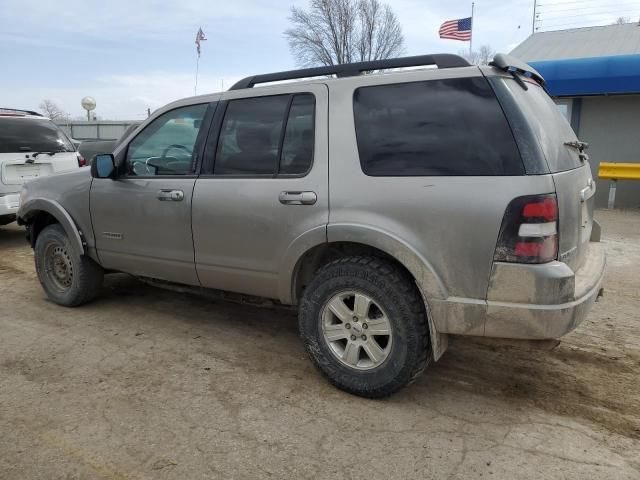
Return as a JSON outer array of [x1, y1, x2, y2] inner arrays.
[[19, 199, 85, 255], [291, 224, 448, 303], [291, 239, 449, 362]]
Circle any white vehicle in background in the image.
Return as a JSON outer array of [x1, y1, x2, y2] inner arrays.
[[0, 108, 85, 225]]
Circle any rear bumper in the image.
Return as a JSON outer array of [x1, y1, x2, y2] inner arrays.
[[430, 241, 606, 339], [0, 193, 20, 216], [484, 242, 606, 338]]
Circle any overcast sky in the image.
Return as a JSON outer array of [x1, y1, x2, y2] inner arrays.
[[0, 0, 634, 119]]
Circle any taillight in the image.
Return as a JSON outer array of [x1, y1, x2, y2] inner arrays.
[[77, 154, 86, 167], [494, 194, 558, 264]]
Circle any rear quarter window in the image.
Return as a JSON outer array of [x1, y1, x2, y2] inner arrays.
[[353, 77, 524, 176], [0, 118, 74, 153], [499, 78, 582, 173]]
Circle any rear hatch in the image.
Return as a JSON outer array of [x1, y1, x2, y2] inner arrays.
[[500, 77, 595, 271], [0, 116, 79, 190]]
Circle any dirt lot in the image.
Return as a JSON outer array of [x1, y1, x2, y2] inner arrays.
[[1, 209, 639, 480]]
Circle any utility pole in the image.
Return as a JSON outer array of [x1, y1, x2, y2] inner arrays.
[[532, 0, 537, 34]]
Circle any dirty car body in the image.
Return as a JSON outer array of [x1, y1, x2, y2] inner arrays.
[[17, 53, 606, 397]]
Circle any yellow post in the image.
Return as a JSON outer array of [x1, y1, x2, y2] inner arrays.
[[598, 162, 640, 209]]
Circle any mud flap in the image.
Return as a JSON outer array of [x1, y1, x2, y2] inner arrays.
[[420, 288, 448, 361]]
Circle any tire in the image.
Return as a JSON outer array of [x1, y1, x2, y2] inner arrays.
[[299, 256, 431, 398], [34, 224, 104, 306]]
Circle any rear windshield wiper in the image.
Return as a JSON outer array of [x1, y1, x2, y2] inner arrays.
[[564, 140, 589, 151], [31, 150, 64, 158], [564, 140, 589, 161]]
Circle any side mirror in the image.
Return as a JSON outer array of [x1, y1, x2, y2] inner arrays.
[[91, 154, 117, 179]]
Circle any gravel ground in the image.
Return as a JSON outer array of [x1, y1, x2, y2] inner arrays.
[[1, 209, 639, 480]]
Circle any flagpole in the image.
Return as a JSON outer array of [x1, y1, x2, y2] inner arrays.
[[195, 54, 200, 96], [470, 2, 475, 57]]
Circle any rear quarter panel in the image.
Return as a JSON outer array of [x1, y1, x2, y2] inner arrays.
[[327, 69, 556, 302]]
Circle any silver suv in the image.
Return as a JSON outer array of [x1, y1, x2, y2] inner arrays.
[[17, 54, 606, 397]]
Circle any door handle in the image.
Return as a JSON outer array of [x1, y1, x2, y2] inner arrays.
[[580, 183, 595, 203], [279, 191, 317, 205], [157, 189, 184, 202]]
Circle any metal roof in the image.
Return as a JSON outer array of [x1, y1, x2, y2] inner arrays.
[[510, 23, 640, 62]]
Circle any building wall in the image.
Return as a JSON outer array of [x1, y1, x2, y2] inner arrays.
[[577, 95, 640, 209], [55, 121, 140, 140]]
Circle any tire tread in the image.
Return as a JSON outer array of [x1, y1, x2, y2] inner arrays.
[[300, 255, 431, 398]]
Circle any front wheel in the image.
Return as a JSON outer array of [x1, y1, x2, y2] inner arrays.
[[299, 256, 431, 398], [34, 224, 104, 306]]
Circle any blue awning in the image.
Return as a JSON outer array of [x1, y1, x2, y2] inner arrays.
[[528, 54, 640, 97]]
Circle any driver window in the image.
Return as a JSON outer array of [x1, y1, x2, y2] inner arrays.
[[126, 103, 208, 176]]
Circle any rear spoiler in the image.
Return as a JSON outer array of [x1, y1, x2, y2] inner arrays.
[[489, 53, 545, 86]]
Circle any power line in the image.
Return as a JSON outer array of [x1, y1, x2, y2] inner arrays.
[[538, 13, 640, 29], [541, 8, 640, 20], [538, 3, 640, 13], [538, 0, 628, 6]]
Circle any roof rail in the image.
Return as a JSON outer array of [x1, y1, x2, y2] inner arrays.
[[489, 53, 545, 85], [0, 108, 43, 117], [229, 54, 471, 90]]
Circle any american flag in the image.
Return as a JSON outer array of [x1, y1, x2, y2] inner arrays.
[[439, 17, 472, 41], [195, 27, 207, 57]]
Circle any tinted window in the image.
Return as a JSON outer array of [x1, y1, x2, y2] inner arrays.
[[280, 94, 315, 175], [215, 96, 289, 175], [126, 103, 207, 176], [353, 77, 524, 176], [0, 117, 74, 154], [214, 94, 315, 176], [502, 78, 582, 172]]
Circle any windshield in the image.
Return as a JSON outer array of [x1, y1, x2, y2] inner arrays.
[[501, 78, 583, 173], [0, 117, 75, 154]]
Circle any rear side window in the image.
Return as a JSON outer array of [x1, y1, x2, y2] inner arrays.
[[0, 118, 74, 153], [353, 77, 524, 176], [214, 93, 315, 176], [501, 78, 582, 172]]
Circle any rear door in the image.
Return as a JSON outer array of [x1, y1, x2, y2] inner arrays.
[[192, 84, 328, 300], [500, 78, 595, 270]]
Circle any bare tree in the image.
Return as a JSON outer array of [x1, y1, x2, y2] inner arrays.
[[614, 16, 631, 24], [38, 99, 66, 121], [285, 0, 405, 66], [459, 45, 495, 66]]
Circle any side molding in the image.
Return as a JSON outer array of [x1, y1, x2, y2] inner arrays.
[[19, 198, 86, 255]]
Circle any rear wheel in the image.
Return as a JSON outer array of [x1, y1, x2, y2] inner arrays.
[[35, 224, 104, 306], [299, 256, 431, 398]]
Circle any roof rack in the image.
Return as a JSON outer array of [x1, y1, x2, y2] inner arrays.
[[0, 108, 43, 117], [229, 54, 471, 90]]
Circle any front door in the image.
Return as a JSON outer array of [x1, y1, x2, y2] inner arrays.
[[192, 84, 329, 300], [90, 102, 212, 285]]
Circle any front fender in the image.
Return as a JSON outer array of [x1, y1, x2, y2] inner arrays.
[[18, 198, 86, 256]]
